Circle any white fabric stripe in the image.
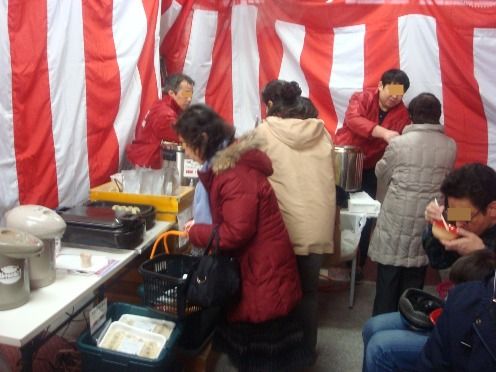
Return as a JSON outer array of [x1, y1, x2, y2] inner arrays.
[[159, 0, 182, 47], [330, 25, 365, 132], [474, 28, 496, 168], [113, 0, 147, 165], [398, 14, 443, 122], [276, 20, 309, 97], [0, 0, 18, 223], [231, 5, 260, 135], [154, 0, 162, 98], [46, 0, 89, 208], [183, 9, 218, 104]]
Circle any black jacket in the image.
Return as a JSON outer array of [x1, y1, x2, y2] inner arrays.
[[417, 276, 496, 371]]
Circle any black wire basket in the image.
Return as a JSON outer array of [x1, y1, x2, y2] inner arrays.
[[139, 254, 202, 320]]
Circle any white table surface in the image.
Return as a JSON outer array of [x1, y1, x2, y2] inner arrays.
[[0, 220, 174, 347]]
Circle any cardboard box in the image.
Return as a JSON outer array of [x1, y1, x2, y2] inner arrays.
[[90, 181, 194, 222]]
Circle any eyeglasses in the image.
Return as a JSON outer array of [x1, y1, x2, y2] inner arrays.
[[445, 209, 482, 224]]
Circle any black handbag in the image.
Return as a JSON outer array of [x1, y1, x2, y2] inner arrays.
[[186, 227, 241, 307]]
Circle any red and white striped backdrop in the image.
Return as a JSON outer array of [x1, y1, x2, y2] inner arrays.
[[1, 0, 495, 220], [0, 0, 161, 221]]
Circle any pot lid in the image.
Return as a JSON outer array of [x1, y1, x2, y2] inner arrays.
[[5, 205, 67, 239], [0, 228, 44, 258]]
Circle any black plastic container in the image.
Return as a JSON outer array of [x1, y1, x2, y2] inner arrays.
[[58, 205, 145, 250], [139, 254, 202, 320]]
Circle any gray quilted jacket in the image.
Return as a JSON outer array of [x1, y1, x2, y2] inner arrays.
[[368, 124, 456, 267]]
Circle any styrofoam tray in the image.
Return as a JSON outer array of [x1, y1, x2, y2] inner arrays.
[[98, 321, 167, 360], [118, 314, 175, 339]]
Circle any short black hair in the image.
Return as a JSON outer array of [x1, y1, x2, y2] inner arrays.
[[408, 93, 442, 124], [381, 69, 410, 92], [164, 73, 194, 93], [441, 163, 496, 213], [175, 104, 235, 161], [449, 250, 496, 284]]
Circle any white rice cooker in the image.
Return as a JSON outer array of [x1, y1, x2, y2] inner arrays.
[[5, 205, 66, 289], [0, 228, 44, 310]]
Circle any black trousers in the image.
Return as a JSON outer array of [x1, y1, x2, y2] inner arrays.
[[372, 263, 427, 316], [358, 168, 377, 268], [295, 254, 324, 355]]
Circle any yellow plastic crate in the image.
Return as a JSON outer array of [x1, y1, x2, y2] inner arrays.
[[89, 181, 194, 222]]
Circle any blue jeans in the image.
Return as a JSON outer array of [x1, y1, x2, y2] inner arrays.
[[362, 312, 430, 372]]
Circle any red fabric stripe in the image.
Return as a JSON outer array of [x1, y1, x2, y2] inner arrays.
[[364, 19, 400, 89], [82, 0, 120, 187], [300, 31, 338, 135], [135, 0, 161, 139], [437, 25, 487, 166], [161, 1, 194, 74], [257, 10, 284, 119], [204, 8, 233, 124], [8, 0, 59, 207]]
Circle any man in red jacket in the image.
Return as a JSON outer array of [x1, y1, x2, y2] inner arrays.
[[335, 69, 411, 278], [126, 73, 194, 169]]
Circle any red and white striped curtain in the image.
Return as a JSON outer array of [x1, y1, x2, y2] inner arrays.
[[160, 0, 496, 165], [0, 0, 161, 220], [1, 0, 496, 220]]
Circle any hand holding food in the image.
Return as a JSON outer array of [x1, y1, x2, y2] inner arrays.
[[441, 228, 486, 256]]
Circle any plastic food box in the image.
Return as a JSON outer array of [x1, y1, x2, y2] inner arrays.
[[119, 314, 175, 339], [77, 302, 181, 371], [89, 181, 194, 222], [98, 321, 167, 360]]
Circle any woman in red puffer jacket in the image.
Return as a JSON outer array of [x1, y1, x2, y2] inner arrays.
[[176, 104, 307, 371]]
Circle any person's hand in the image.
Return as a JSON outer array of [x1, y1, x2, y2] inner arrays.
[[425, 201, 444, 223], [184, 219, 195, 233], [440, 228, 485, 256], [383, 129, 400, 143]]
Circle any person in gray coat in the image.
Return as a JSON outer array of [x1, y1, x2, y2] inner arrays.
[[368, 93, 457, 315]]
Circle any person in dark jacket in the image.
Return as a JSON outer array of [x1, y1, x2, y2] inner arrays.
[[176, 104, 307, 371], [126, 73, 194, 169], [417, 272, 496, 371], [334, 69, 411, 277]]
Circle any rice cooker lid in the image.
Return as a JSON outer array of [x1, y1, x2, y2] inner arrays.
[[0, 228, 44, 258], [5, 205, 66, 239]]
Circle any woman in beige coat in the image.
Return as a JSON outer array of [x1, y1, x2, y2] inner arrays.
[[255, 80, 336, 364], [368, 93, 456, 315]]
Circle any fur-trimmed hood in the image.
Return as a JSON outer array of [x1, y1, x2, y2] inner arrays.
[[210, 131, 272, 176]]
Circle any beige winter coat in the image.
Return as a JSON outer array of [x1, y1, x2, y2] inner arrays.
[[254, 116, 336, 255], [369, 124, 457, 267]]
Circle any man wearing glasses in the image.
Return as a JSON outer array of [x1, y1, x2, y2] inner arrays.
[[423, 162, 496, 268], [126, 73, 194, 169]]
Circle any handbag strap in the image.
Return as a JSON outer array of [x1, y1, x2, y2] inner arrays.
[[203, 226, 220, 256]]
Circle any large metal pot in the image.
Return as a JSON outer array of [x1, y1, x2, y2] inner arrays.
[[333, 146, 364, 192]]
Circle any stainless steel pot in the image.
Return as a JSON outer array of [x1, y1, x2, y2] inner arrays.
[[0, 228, 44, 310], [5, 205, 66, 289], [333, 145, 364, 192]]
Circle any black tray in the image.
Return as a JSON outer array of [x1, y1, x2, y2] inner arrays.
[[85, 201, 156, 230], [58, 205, 146, 250]]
